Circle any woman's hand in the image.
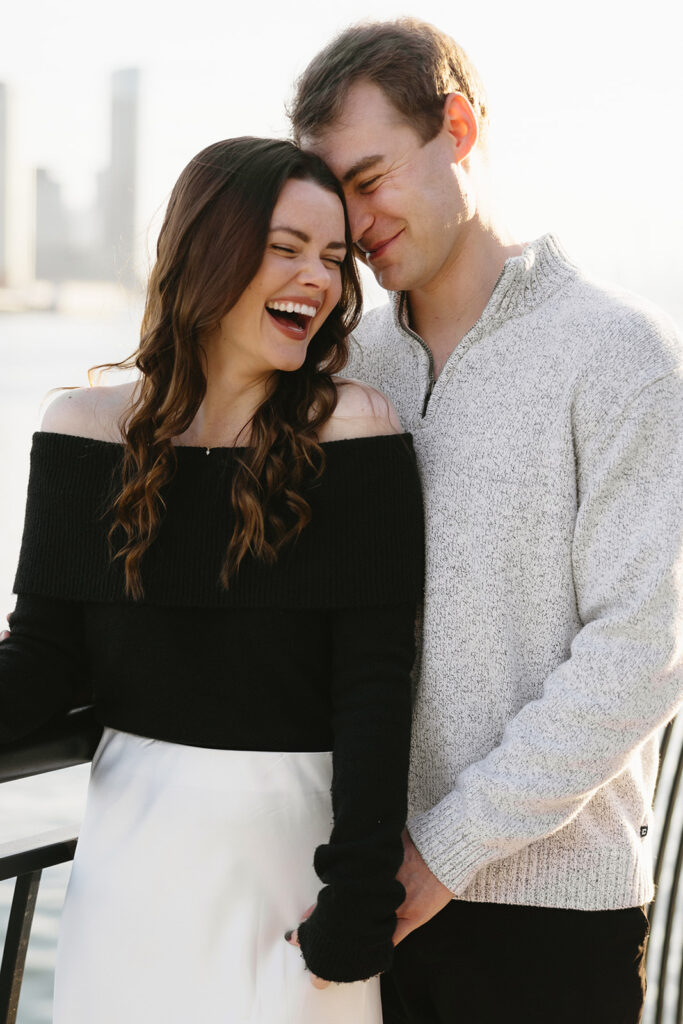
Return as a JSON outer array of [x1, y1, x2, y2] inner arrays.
[[285, 904, 331, 989], [0, 614, 10, 642]]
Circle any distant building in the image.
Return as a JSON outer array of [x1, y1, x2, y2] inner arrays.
[[0, 83, 8, 286], [101, 68, 140, 286], [7, 69, 141, 292], [0, 83, 34, 289], [30, 68, 141, 287], [35, 168, 68, 280]]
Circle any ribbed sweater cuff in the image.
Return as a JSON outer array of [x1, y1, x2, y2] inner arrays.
[[407, 810, 656, 910], [408, 808, 483, 895]]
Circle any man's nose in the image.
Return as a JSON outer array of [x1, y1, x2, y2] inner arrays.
[[345, 196, 374, 245]]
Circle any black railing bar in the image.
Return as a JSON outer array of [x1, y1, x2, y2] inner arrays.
[[653, 818, 683, 1024], [653, 741, 683, 892], [0, 827, 78, 883], [645, 718, 682, 981], [0, 706, 101, 785], [0, 870, 42, 1024], [654, 720, 675, 798], [0, 749, 92, 786]]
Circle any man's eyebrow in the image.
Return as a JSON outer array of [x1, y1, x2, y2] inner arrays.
[[340, 154, 384, 185], [269, 226, 346, 250]]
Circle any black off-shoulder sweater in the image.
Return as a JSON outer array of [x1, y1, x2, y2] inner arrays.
[[0, 430, 424, 983]]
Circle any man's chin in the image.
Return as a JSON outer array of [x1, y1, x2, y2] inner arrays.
[[371, 262, 411, 294]]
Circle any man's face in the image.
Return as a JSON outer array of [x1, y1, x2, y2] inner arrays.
[[303, 80, 469, 294]]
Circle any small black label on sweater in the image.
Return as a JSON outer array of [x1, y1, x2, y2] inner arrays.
[[640, 825, 648, 838]]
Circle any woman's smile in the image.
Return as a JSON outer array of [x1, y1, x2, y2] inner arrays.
[[264, 296, 322, 341]]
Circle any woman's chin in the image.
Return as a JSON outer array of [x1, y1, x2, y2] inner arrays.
[[273, 351, 308, 374]]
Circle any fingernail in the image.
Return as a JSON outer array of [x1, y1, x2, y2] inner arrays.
[[284, 930, 293, 942]]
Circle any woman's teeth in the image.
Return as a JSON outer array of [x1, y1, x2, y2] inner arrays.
[[266, 301, 317, 317]]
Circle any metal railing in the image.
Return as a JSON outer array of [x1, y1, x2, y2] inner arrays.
[[0, 708, 101, 1024], [0, 710, 681, 1024], [645, 713, 683, 1024]]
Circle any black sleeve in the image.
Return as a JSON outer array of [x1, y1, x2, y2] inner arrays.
[[0, 593, 90, 743], [296, 600, 416, 982]]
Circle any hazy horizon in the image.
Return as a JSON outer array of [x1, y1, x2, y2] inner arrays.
[[3, 0, 682, 323]]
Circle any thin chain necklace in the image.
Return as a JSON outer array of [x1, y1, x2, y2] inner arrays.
[[186, 422, 249, 455]]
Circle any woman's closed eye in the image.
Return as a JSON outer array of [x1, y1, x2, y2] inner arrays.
[[271, 244, 343, 268]]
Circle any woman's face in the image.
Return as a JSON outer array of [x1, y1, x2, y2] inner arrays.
[[215, 177, 347, 375]]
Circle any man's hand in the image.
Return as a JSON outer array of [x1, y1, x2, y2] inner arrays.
[[394, 829, 453, 945]]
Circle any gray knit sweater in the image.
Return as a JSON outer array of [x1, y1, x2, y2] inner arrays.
[[347, 234, 683, 910]]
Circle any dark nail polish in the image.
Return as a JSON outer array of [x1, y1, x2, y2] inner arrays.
[[284, 930, 293, 942]]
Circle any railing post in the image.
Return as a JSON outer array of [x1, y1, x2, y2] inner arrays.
[[653, 826, 683, 1024], [644, 715, 683, 1024], [0, 870, 43, 1024]]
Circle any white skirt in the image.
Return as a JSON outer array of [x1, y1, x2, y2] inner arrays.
[[53, 728, 382, 1024]]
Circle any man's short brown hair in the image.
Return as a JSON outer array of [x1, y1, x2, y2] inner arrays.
[[290, 18, 488, 146]]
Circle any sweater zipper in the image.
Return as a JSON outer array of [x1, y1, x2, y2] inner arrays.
[[403, 262, 510, 418], [421, 372, 435, 417], [398, 297, 436, 417]]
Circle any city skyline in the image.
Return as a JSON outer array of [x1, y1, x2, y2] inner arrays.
[[1, 69, 139, 293], [0, 84, 7, 286], [2, 0, 682, 322]]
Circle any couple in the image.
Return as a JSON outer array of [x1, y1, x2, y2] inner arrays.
[[1, 18, 682, 1024]]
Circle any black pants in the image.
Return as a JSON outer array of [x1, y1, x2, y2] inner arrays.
[[381, 900, 649, 1024]]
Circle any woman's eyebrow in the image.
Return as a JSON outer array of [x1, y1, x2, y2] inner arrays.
[[270, 226, 346, 250]]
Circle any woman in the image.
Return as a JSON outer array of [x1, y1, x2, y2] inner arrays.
[[0, 138, 423, 1023]]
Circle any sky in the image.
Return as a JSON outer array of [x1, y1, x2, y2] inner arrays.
[[3, 0, 682, 319]]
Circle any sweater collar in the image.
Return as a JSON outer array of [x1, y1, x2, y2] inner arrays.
[[392, 233, 578, 340]]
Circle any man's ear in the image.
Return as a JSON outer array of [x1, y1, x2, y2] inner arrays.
[[442, 93, 478, 163]]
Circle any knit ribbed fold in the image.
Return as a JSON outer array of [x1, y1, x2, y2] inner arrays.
[[14, 431, 424, 609]]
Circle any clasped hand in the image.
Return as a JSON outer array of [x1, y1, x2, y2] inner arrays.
[[286, 830, 452, 989]]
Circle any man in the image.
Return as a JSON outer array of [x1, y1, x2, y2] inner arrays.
[[289, 18, 683, 1024]]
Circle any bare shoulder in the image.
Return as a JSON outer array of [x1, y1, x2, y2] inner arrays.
[[318, 378, 403, 442], [40, 380, 140, 442]]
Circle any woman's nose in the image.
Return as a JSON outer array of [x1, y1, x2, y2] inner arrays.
[[298, 259, 333, 290]]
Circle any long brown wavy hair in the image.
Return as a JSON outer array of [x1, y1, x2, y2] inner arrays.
[[100, 137, 362, 599]]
